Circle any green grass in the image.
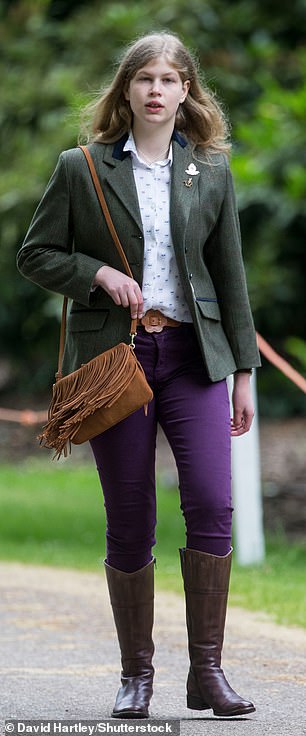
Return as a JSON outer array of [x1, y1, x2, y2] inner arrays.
[[0, 461, 305, 629]]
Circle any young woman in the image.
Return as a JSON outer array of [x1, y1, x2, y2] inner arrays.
[[17, 31, 260, 720]]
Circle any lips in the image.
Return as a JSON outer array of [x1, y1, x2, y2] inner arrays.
[[145, 101, 164, 110]]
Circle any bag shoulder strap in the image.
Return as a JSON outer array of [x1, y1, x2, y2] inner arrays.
[[79, 145, 134, 279], [56, 145, 137, 380]]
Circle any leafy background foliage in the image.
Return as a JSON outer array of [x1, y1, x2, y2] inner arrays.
[[1, 0, 305, 414]]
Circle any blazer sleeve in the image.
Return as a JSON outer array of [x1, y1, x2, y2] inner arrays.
[[205, 160, 261, 369], [16, 152, 105, 306]]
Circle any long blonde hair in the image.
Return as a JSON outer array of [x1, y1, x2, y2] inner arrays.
[[80, 32, 230, 155]]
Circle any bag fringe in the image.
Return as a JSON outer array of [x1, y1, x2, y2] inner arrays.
[[38, 343, 145, 459]]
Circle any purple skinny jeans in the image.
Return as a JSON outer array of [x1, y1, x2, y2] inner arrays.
[[90, 324, 233, 572]]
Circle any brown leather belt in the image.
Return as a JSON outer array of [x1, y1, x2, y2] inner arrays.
[[137, 309, 181, 333]]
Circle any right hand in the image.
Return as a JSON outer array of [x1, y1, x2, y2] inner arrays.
[[93, 265, 144, 319]]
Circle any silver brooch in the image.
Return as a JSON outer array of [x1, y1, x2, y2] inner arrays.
[[185, 163, 200, 176]]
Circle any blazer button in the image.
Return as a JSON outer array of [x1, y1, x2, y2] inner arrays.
[[189, 273, 193, 279], [185, 246, 188, 253]]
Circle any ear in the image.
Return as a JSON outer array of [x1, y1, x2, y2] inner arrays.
[[180, 80, 190, 103], [124, 83, 130, 101]]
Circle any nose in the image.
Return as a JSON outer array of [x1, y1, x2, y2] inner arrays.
[[149, 78, 162, 95]]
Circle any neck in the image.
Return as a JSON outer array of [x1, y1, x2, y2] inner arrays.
[[132, 121, 174, 161]]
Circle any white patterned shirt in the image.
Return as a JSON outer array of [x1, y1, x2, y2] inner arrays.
[[123, 133, 192, 322]]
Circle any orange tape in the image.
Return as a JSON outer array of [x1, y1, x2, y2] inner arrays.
[[256, 332, 306, 394], [0, 408, 48, 425], [0, 333, 305, 423]]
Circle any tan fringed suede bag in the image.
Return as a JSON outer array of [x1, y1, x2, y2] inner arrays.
[[39, 146, 153, 459]]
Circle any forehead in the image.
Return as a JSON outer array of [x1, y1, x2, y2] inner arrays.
[[135, 57, 179, 76]]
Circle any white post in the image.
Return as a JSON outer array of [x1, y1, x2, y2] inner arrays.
[[229, 370, 265, 565]]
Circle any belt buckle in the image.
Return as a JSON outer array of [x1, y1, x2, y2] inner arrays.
[[144, 324, 164, 333], [144, 312, 165, 333]]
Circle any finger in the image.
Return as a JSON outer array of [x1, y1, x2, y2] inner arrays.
[[125, 291, 139, 319], [231, 418, 243, 429], [109, 289, 122, 306], [231, 412, 254, 436], [131, 284, 144, 318], [117, 288, 140, 318], [231, 414, 246, 436], [243, 411, 254, 433], [233, 408, 243, 429], [231, 426, 246, 437], [137, 298, 144, 319], [231, 421, 243, 436], [128, 288, 144, 319], [119, 289, 130, 309]]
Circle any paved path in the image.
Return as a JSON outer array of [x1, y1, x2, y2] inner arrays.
[[1, 562, 306, 736]]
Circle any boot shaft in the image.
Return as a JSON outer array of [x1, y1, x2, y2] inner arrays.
[[180, 548, 232, 666], [105, 559, 155, 676]]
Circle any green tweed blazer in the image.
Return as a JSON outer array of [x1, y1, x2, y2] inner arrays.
[[17, 132, 261, 382]]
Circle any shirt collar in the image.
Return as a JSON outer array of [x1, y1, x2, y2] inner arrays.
[[123, 131, 173, 167]]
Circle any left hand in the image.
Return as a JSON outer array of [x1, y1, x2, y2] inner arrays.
[[231, 373, 254, 436]]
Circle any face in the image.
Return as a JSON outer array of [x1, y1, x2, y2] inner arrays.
[[124, 57, 190, 130]]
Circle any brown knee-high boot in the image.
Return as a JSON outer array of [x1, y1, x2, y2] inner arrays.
[[104, 559, 155, 718], [180, 548, 255, 717]]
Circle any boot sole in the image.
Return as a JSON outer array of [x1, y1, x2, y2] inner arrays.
[[111, 710, 149, 719], [187, 695, 256, 716]]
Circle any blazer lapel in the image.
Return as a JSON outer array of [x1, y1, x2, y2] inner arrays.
[[98, 145, 143, 235], [170, 140, 201, 257], [90, 136, 201, 249]]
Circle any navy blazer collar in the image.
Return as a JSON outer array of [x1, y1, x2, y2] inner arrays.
[[112, 129, 188, 161], [94, 129, 196, 239]]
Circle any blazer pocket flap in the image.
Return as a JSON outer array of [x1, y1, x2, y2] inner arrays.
[[196, 299, 221, 321], [68, 310, 109, 332]]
